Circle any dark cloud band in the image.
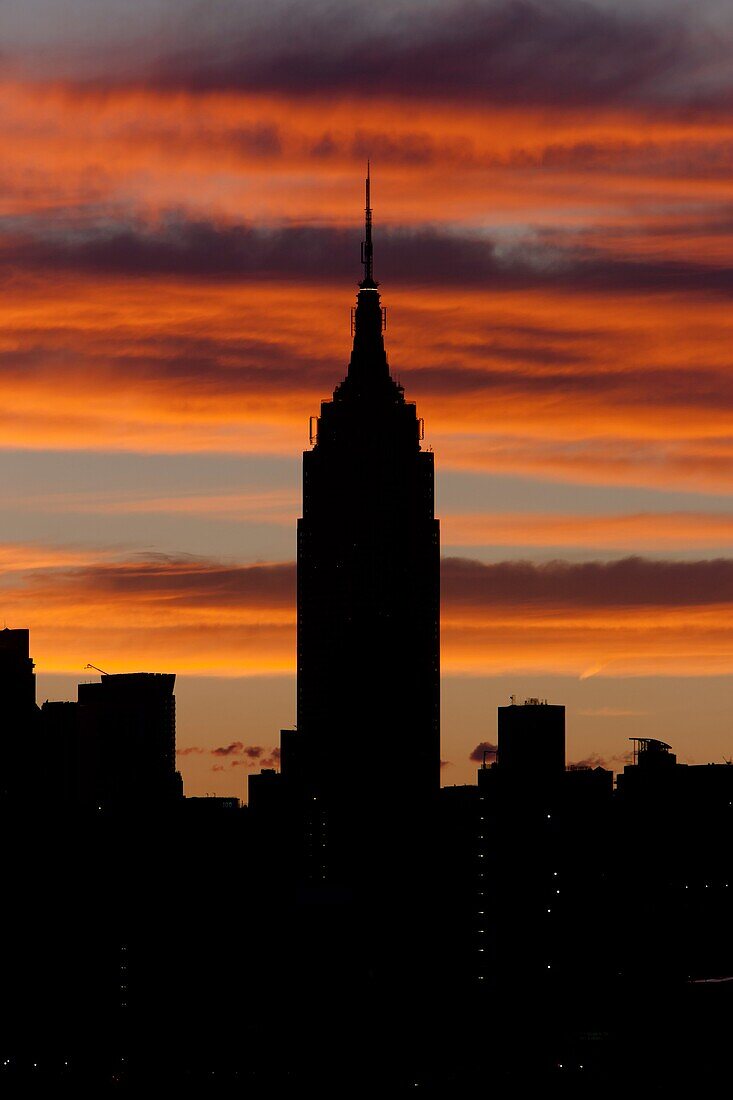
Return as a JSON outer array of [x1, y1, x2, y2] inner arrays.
[[17, 552, 733, 612], [443, 555, 733, 609], [6, 214, 733, 301], [43, 1, 727, 113]]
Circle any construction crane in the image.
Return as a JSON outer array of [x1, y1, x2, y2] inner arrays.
[[84, 663, 109, 676]]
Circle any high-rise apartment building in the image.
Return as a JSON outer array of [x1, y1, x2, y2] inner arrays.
[[77, 672, 182, 809]]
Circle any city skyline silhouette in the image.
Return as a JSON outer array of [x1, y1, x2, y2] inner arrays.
[[3, 168, 733, 1089], [11, 171, 727, 799], [4, 0, 733, 789], [11, 166, 733, 802], [3, 3, 733, 1087]]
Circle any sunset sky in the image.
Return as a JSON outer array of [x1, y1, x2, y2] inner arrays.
[[3, 0, 733, 795]]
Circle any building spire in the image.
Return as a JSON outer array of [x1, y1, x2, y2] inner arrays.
[[343, 163, 393, 390], [359, 161, 377, 289]]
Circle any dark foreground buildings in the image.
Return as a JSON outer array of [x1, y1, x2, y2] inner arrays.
[[2, 182, 733, 1089]]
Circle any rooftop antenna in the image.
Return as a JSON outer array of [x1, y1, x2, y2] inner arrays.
[[482, 746, 497, 769], [360, 161, 376, 288], [84, 663, 110, 677]]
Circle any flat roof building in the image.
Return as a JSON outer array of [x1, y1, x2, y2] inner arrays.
[[78, 673, 182, 810], [497, 698, 565, 776]]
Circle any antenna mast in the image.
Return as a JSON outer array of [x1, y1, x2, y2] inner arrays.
[[360, 161, 375, 286]]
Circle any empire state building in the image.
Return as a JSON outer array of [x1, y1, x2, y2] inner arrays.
[[285, 171, 440, 872]]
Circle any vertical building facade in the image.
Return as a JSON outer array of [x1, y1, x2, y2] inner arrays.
[[498, 698, 566, 775], [0, 627, 36, 709], [0, 627, 39, 801], [473, 699, 614, 1031]]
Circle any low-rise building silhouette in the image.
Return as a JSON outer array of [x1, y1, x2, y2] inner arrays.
[[615, 736, 733, 987]]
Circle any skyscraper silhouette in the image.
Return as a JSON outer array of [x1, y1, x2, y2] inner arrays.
[[284, 170, 440, 882], [0, 627, 38, 802], [77, 672, 182, 810]]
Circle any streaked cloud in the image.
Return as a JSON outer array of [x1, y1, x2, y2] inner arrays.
[[442, 554, 733, 608], [568, 750, 633, 770], [0, 487, 299, 523], [443, 511, 733, 551], [8, 212, 733, 296], [13, 1, 732, 113], [576, 707, 648, 717], [4, 547, 733, 679]]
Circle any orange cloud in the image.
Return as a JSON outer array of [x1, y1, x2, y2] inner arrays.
[[0, 542, 111, 572], [0, 61, 732, 506], [0, 272, 732, 499], [441, 613, 733, 678], [1, 488, 299, 524], [443, 511, 733, 551], [6, 77, 733, 224], [5, 548, 733, 679], [440, 434, 733, 494]]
